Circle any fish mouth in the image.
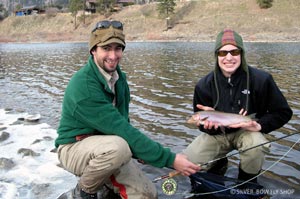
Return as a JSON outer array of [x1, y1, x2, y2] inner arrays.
[[186, 115, 193, 123], [186, 114, 207, 125]]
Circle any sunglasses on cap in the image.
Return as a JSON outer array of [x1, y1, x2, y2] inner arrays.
[[92, 20, 123, 32], [217, 49, 241, 57]]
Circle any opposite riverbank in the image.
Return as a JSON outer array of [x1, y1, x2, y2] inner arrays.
[[0, 0, 300, 43]]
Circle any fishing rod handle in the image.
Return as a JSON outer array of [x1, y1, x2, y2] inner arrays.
[[168, 163, 202, 178], [168, 170, 181, 178]]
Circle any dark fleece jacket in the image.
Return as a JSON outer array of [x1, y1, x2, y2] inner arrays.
[[193, 29, 292, 134]]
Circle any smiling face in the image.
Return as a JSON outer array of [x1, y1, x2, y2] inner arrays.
[[91, 43, 123, 75], [217, 44, 241, 77]]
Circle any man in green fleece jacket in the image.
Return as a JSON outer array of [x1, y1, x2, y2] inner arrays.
[[55, 20, 200, 199]]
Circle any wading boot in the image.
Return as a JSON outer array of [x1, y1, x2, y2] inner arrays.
[[97, 185, 121, 199], [238, 167, 258, 183], [72, 183, 121, 199], [72, 184, 98, 199], [207, 157, 228, 176]]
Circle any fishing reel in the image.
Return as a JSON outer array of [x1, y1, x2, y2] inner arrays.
[[161, 178, 177, 195]]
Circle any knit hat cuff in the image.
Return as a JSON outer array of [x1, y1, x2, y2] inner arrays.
[[215, 29, 244, 51]]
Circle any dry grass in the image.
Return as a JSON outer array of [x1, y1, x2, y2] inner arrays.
[[0, 0, 300, 43]]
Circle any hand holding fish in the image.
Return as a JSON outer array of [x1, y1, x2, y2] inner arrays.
[[195, 104, 220, 130], [196, 104, 215, 111], [188, 105, 254, 130], [228, 108, 262, 132], [239, 108, 247, 116], [228, 120, 261, 132]]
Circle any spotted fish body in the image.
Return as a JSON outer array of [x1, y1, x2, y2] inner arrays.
[[187, 110, 253, 126]]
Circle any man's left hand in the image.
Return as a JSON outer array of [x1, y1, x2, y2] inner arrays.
[[228, 120, 261, 132]]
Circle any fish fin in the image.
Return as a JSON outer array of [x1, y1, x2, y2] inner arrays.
[[248, 113, 257, 120], [201, 116, 209, 121], [197, 116, 209, 125]]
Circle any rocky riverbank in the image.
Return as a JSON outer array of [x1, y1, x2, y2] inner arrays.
[[0, 0, 300, 43]]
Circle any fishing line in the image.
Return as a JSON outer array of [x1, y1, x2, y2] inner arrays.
[[153, 131, 300, 182], [181, 133, 300, 198]]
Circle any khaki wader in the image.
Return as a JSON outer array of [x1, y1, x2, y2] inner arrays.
[[183, 129, 270, 174]]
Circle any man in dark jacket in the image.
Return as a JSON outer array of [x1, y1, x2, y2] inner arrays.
[[183, 29, 292, 183], [55, 20, 200, 199]]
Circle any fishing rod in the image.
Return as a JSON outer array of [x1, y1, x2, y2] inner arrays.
[[184, 134, 300, 198], [152, 131, 300, 183]]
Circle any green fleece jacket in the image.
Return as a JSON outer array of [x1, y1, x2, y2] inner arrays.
[[55, 56, 175, 168]]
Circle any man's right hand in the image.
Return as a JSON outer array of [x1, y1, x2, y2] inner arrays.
[[173, 154, 200, 176], [196, 104, 220, 130], [196, 104, 214, 111]]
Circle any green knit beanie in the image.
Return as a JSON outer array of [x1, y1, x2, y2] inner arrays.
[[214, 29, 247, 72], [212, 29, 250, 110]]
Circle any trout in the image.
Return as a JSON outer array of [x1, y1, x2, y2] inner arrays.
[[187, 110, 253, 126]]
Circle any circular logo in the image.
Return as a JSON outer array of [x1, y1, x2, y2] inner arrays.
[[161, 178, 177, 195]]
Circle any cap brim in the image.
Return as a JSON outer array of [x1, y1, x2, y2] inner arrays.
[[97, 37, 125, 47]]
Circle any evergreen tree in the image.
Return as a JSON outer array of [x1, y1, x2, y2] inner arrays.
[[0, 3, 8, 20], [96, 0, 115, 14], [257, 0, 273, 9], [157, 0, 176, 17], [69, 0, 84, 29]]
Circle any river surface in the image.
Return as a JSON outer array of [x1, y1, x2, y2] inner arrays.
[[0, 42, 300, 199]]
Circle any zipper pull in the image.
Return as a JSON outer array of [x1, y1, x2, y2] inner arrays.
[[228, 77, 233, 87]]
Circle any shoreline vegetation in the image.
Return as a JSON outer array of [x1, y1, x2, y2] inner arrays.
[[0, 0, 300, 43]]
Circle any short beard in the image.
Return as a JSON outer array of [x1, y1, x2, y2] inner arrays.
[[95, 57, 117, 74], [101, 62, 117, 74]]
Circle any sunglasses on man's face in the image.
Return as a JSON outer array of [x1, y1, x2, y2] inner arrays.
[[217, 49, 241, 57], [92, 20, 123, 32]]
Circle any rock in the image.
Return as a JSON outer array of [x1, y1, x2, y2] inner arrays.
[[32, 136, 53, 145], [31, 183, 51, 195], [4, 108, 13, 112], [17, 148, 40, 157], [0, 157, 15, 169], [0, 131, 10, 142], [0, 125, 7, 131], [32, 139, 43, 144], [11, 120, 24, 125], [43, 136, 53, 141], [24, 114, 41, 122]]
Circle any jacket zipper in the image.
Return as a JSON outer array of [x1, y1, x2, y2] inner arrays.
[[228, 77, 234, 111]]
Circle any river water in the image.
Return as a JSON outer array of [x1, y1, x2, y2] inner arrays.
[[0, 42, 300, 198]]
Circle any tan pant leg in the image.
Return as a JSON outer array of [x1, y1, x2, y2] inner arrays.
[[109, 160, 157, 199], [182, 133, 232, 170], [57, 135, 132, 193], [233, 130, 270, 174], [58, 135, 157, 198]]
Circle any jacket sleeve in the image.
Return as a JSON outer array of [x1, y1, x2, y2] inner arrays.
[[255, 73, 293, 133], [193, 75, 223, 135], [73, 91, 176, 168]]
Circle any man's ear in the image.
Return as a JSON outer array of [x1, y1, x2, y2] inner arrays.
[[90, 46, 97, 55], [90, 48, 96, 56]]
